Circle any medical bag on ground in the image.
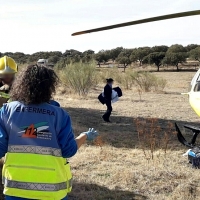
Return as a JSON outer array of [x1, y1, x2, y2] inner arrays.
[[188, 147, 200, 168], [175, 123, 200, 168]]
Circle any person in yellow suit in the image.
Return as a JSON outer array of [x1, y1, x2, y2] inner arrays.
[[0, 56, 18, 107], [0, 56, 18, 192]]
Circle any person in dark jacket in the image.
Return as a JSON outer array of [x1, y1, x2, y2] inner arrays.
[[102, 78, 113, 122]]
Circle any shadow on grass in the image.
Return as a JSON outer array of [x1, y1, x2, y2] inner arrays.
[[0, 182, 147, 200], [69, 181, 147, 200], [63, 106, 200, 150], [148, 68, 197, 73]]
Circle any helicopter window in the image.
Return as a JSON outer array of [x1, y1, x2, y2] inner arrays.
[[197, 75, 200, 82], [194, 82, 200, 92]]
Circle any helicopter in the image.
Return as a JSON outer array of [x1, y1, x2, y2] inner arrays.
[[175, 69, 200, 149], [71, 10, 200, 149]]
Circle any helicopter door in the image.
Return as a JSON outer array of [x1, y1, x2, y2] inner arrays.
[[191, 69, 200, 92], [194, 81, 200, 92]]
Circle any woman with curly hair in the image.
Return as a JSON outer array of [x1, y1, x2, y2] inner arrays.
[[0, 65, 98, 200]]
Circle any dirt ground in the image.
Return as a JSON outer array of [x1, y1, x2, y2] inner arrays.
[[1, 71, 200, 200], [55, 71, 200, 200]]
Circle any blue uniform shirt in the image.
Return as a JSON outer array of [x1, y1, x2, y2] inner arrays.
[[0, 101, 77, 158], [0, 101, 76, 200], [49, 100, 60, 107]]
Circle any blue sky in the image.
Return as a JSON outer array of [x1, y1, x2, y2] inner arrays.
[[0, 0, 200, 54]]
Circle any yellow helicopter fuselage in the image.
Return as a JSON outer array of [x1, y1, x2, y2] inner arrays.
[[188, 68, 200, 117]]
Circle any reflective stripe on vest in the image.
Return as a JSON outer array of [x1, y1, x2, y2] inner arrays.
[[8, 145, 62, 157], [0, 92, 10, 99], [3, 177, 72, 191], [3, 150, 72, 199]]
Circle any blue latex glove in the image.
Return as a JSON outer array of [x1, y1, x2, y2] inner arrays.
[[84, 128, 99, 141]]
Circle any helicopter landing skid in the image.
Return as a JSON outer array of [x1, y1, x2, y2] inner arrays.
[[175, 123, 200, 148]]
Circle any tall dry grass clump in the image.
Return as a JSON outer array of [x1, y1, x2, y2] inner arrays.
[[135, 118, 175, 160], [99, 69, 167, 92], [57, 62, 167, 97], [59, 61, 98, 96], [116, 69, 135, 90], [131, 71, 167, 92], [99, 67, 134, 90]]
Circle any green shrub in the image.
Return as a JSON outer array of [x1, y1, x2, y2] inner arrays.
[[59, 61, 98, 96], [98, 67, 119, 83], [131, 72, 167, 92], [117, 70, 134, 90], [98, 67, 134, 90], [55, 58, 67, 70], [153, 77, 167, 92]]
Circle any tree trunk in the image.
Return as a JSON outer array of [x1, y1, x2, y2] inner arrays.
[[123, 64, 128, 72], [157, 64, 160, 72], [97, 62, 101, 67], [123, 64, 126, 72], [176, 64, 179, 72], [139, 60, 142, 66]]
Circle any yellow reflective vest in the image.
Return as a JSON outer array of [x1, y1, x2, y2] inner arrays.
[[1, 101, 77, 200], [3, 152, 72, 200], [0, 92, 10, 107], [0, 84, 11, 107]]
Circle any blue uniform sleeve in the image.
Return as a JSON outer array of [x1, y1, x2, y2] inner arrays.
[[49, 100, 60, 107], [0, 107, 8, 158], [57, 114, 78, 158]]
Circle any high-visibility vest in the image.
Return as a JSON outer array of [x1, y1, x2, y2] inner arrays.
[[0, 91, 10, 107], [3, 146, 72, 200]]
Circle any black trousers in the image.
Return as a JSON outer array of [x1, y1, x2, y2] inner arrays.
[[103, 100, 112, 120]]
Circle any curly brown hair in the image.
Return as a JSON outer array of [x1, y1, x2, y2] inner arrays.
[[10, 65, 59, 105]]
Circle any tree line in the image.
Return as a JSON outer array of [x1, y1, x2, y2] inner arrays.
[[1, 44, 200, 72], [95, 44, 200, 71]]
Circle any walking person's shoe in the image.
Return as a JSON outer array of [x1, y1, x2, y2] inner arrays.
[[102, 116, 111, 123], [102, 116, 107, 122]]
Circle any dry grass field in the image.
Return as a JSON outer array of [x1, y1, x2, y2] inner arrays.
[[1, 70, 199, 200], [55, 70, 200, 200]]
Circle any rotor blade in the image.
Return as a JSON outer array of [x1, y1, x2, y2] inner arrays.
[[72, 10, 200, 36]]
